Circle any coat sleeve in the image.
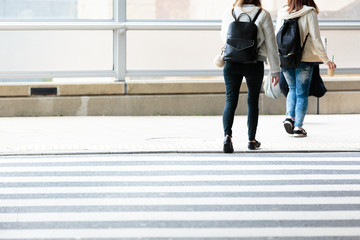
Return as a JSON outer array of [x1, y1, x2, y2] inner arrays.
[[221, 9, 232, 44], [262, 12, 281, 77], [307, 11, 330, 64]]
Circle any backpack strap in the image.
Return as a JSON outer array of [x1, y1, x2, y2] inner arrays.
[[231, 8, 237, 21], [252, 8, 262, 23], [302, 33, 309, 48]]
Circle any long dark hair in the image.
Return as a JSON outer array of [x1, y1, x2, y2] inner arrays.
[[234, 0, 262, 8], [287, 0, 319, 13]]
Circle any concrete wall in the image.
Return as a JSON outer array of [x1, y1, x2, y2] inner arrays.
[[0, 78, 358, 117]]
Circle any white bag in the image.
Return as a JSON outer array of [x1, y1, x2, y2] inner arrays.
[[263, 73, 281, 99], [213, 54, 225, 68], [213, 47, 225, 68]]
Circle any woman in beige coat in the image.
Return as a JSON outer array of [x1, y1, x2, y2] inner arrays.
[[276, 0, 336, 137], [221, 0, 280, 153]]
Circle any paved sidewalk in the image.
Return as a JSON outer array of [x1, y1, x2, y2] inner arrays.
[[0, 114, 359, 155]]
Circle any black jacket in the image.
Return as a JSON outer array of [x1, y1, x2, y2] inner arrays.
[[279, 64, 327, 98]]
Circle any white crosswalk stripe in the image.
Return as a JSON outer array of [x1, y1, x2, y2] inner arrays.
[[0, 153, 360, 239]]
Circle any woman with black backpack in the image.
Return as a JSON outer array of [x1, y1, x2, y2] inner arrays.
[[276, 0, 337, 137], [221, 0, 280, 153]]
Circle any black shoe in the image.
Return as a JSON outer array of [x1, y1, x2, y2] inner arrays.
[[248, 140, 261, 150], [223, 136, 234, 153], [293, 128, 307, 137], [283, 118, 294, 134]]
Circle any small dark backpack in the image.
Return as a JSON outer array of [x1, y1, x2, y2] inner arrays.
[[276, 17, 309, 68], [223, 8, 262, 63]]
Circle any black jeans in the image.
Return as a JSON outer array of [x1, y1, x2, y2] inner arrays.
[[222, 61, 264, 141]]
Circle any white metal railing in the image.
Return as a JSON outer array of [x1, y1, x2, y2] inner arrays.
[[125, 20, 360, 31], [0, 0, 359, 81], [1, 20, 360, 31]]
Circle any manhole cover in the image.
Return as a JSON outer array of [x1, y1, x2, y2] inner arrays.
[[146, 137, 215, 143]]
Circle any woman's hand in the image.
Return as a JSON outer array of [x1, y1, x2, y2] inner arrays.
[[327, 61, 337, 70], [272, 76, 280, 86]]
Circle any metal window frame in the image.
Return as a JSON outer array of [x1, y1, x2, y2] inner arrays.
[[0, 0, 359, 81]]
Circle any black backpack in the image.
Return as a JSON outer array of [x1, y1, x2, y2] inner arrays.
[[223, 9, 262, 63], [276, 17, 309, 68]]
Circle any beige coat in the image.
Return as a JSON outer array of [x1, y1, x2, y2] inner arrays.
[[276, 5, 330, 64]]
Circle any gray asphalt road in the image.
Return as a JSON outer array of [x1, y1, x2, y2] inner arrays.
[[1, 153, 360, 239]]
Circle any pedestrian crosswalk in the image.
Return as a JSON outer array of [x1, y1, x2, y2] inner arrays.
[[1, 153, 360, 239]]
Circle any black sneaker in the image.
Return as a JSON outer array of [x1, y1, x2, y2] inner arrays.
[[223, 136, 234, 153], [248, 140, 261, 150], [283, 118, 295, 134], [293, 128, 307, 137]]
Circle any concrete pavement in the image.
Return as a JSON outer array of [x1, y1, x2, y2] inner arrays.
[[0, 114, 359, 155]]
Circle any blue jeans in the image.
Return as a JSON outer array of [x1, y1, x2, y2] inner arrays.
[[223, 61, 264, 141], [282, 62, 314, 128]]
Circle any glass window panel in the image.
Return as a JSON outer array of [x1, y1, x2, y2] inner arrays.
[[127, 29, 359, 72], [127, 31, 222, 71], [0, 0, 113, 20], [127, 0, 360, 21], [320, 30, 360, 69], [126, 0, 234, 20], [317, 0, 360, 20], [0, 31, 113, 71]]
